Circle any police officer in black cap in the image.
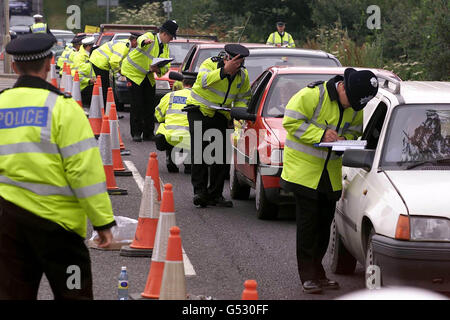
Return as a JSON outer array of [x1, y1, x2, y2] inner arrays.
[[0, 33, 116, 299], [280, 68, 378, 294], [185, 44, 251, 208]]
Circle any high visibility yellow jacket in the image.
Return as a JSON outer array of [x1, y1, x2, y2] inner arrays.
[[185, 57, 251, 120], [0, 76, 115, 238], [155, 88, 191, 150], [30, 22, 47, 33], [120, 32, 170, 86], [57, 44, 74, 69], [71, 46, 89, 73], [73, 61, 96, 91], [281, 79, 362, 192], [266, 31, 296, 48], [90, 40, 131, 73]]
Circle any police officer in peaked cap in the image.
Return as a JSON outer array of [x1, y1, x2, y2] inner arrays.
[[0, 33, 116, 299]]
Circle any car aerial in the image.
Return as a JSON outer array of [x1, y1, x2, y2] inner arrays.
[[9, 0, 31, 16], [50, 29, 75, 66], [331, 79, 450, 292], [9, 14, 34, 36], [229, 66, 400, 219]]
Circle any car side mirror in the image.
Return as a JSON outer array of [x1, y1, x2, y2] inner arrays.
[[230, 107, 256, 122], [168, 71, 184, 81], [343, 149, 375, 171]]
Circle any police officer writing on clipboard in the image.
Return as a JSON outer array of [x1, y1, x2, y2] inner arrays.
[[0, 34, 116, 299], [280, 68, 378, 294], [185, 44, 251, 208]]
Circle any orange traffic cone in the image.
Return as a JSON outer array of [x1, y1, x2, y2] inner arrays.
[[48, 55, 57, 84], [72, 71, 82, 108], [96, 75, 105, 112], [51, 77, 58, 89], [60, 62, 66, 92], [109, 104, 132, 176], [241, 280, 258, 300], [89, 84, 103, 137], [159, 226, 186, 300], [105, 87, 114, 116], [141, 183, 175, 299], [98, 115, 128, 196], [66, 65, 73, 95], [120, 152, 161, 257]]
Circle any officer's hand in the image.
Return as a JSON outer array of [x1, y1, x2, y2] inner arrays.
[[150, 65, 160, 73], [89, 78, 96, 84], [95, 229, 113, 248], [144, 38, 153, 45], [322, 129, 339, 142], [224, 54, 243, 76]]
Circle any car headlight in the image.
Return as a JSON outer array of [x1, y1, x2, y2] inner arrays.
[[270, 148, 283, 165], [156, 80, 170, 90], [410, 216, 450, 241]]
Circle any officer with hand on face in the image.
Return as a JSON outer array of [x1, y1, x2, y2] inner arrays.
[[185, 44, 251, 208], [0, 33, 116, 300], [280, 68, 378, 294]]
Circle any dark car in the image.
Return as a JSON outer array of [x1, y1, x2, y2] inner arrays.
[[9, 0, 31, 16], [9, 15, 34, 36]]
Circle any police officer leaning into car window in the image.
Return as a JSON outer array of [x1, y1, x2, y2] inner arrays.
[[280, 68, 378, 294], [0, 34, 116, 300], [185, 44, 251, 208]]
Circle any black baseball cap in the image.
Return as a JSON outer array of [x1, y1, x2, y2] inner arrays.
[[344, 68, 379, 111]]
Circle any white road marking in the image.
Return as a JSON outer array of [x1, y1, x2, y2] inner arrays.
[[123, 160, 196, 276]]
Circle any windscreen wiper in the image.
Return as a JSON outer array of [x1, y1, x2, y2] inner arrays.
[[405, 157, 450, 170]]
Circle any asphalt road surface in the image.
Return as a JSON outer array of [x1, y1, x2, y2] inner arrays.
[[30, 109, 367, 300]]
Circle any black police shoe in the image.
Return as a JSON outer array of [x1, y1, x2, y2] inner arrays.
[[183, 164, 191, 174], [143, 134, 155, 141], [302, 280, 323, 294], [166, 162, 179, 173], [132, 135, 142, 142], [207, 196, 233, 208], [319, 278, 340, 290], [193, 194, 208, 208]]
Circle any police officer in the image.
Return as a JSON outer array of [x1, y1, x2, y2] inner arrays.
[[280, 68, 378, 294], [266, 21, 295, 48], [89, 32, 141, 107], [185, 44, 251, 208], [0, 33, 116, 300], [121, 20, 178, 142], [29, 14, 52, 35], [72, 36, 96, 73], [57, 34, 86, 76], [155, 72, 196, 174]]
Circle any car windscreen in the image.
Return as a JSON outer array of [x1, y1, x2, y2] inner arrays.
[[54, 34, 75, 47], [262, 74, 336, 118], [169, 42, 196, 65], [380, 104, 450, 169], [100, 35, 113, 46], [113, 35, 130, 41], [193, 48, 225, 72], [10, 15, 34, 26], [245, 55, 340, 84]]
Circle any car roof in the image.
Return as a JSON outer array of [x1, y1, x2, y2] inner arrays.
[[270, 66, 400, 80], [51, 29, 75, 35], [249, 47, 333, 58], [193, 43, 272, 49], [396, 82, 450, 104]]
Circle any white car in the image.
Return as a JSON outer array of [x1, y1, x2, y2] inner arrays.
[[331, 77, 450, 292]]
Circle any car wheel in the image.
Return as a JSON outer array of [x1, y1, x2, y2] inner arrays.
[[255, 166, 278, 220], [229, 160, 250, 200], [330, 218, 357, 274], [365, 229, 383, 288]]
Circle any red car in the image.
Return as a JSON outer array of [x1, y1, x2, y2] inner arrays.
[[229, 66, 400, 219]]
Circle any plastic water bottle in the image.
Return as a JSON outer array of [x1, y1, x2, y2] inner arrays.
[[118, 266, 129, 300]]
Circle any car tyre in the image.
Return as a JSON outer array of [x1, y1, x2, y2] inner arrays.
[[255, 166, 278, 220], [229, 160, 250, 200], [330, 219, 357, 274]]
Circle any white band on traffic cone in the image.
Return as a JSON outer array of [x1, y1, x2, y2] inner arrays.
[[99, 131, 113, 165], [151, 211, 176, 262], [139, 178, 161, 219], [89, 93, 102, 119]]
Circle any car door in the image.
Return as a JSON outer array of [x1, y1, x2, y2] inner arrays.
[[337, 99, 389, 257]]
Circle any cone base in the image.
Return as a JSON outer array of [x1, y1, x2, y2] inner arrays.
[[114, 170, 133, 176], [120, 245, 153, 257], [107, 188, 128, 195]]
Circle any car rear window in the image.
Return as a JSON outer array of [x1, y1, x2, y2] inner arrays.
[[193, 48, 225, 71], [169, 42, 197, 65], [262, 74, 336, 118]]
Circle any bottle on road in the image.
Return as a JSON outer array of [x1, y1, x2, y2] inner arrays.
[[118, 266, 129, 300]]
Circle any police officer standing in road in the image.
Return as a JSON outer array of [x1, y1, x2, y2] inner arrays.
[[280, 68, 378, 294], [185, 44, 251, 208], [0, 34, 116, 299], [121, 20, 178, 142], [266, 21, 295, 48], [29, 14, 52, 35]]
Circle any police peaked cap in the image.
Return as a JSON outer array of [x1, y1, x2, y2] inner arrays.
[[130, 32, 143, 38], [71, 33, 87, 44], [181, 71, 198, 81], [6, 33, 55, 62], [276, 21, 286, 26], [160, 20, 178, 38], [224, 44, 249, 58], [82, 36, 96, 45], [344, 68, 379, 111]]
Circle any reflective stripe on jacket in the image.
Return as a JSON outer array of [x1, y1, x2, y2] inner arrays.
[[281, 82, 362, 191], [0, 83, 114, 237], [90, 40, 130, 73], [57, 44, 74, 68], [266, 32, 295, 48], [73, 61, 96, 91], [120, 32, 170, 86], [155, 88, 191, 150], [30, 23, 47, 33], [185, 57, 251, 120]]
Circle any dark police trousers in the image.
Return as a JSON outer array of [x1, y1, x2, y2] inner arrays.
[[92, 64, 110, 108], [187, 108, 229, 199], [128, 76, 156, 139], [281, 171, 339, 283], [81, 84, 93, 109], [0, 197, 93, 300]]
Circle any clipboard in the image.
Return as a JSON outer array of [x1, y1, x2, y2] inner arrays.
[[151, 58, 174, 68]]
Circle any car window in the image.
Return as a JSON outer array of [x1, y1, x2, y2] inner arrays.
[[168, 42, 196, 65], [362, 102, 388, 150], [182, 46, 197, 72], [245, 55, 340, 83], [99, 35, 113, 46], [247, 71, 273, 115], [380, 104, 450, 169], [10, 15, 34, 26], [193, 49, 225, 72], [263, 74, 336, 118]]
